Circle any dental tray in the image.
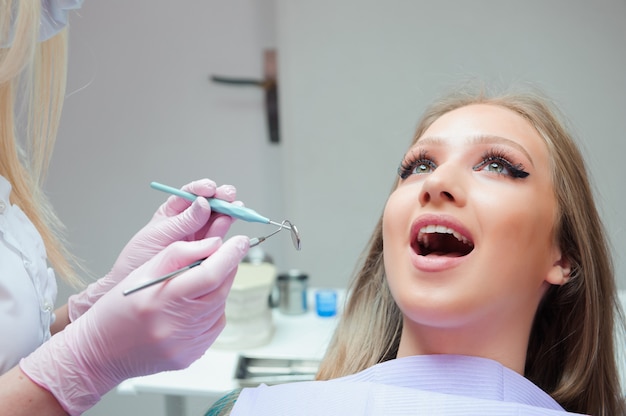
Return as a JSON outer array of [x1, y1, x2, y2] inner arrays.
[[234, 355, 321, 387]]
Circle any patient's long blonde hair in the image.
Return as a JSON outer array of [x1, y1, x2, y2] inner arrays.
[[317, 86, 626, 415], [1, 0, 80, 285]]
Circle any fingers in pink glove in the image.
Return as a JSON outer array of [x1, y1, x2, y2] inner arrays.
[[161, 179, 237, 216], [193, 199, 243, 241], [213, 184, 237, 203], [164, 235, 250, 299], [186, 183, 240, 239], [153, 194, 231, 244], [158, 179, 214, 216], [109, 235, 250, 362], [137, 237, 249, 341], [158, 180, 239, 238]]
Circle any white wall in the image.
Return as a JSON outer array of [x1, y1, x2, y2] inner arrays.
[[276, 0, 626, 290]]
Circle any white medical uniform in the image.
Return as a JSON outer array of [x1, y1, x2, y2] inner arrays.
[[0, 175, 57, 375], [0, 0, 82, 375]]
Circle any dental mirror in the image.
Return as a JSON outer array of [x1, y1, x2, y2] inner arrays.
[[283, 220, 301, 250]]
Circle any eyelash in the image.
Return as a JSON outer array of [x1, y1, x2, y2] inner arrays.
[[474, 149, 529, 178], [398, 150, 436, 179], [397, 148, 530, 180]]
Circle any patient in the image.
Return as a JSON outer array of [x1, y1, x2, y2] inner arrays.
[[207, 85, 626, 415]]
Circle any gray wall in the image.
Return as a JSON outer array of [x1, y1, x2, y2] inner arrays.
[[47, 1, 625, 414], [51, 0, 285, 286], [277, 0, 626, 290], [50, 0, 281, 414]]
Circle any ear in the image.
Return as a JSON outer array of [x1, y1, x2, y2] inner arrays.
[[545, 247, 571, 286]]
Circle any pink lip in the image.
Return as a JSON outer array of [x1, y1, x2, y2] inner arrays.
[[408, 214, 474, 273]]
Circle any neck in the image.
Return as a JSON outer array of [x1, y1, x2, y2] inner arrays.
[[396, 315, 533, 375]]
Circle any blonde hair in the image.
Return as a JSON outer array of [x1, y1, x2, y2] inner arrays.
[[317, 85, 626, 415], [1, 0, 81, 286]]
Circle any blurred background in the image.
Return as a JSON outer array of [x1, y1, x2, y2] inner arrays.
[[48, 0, 625, 414]]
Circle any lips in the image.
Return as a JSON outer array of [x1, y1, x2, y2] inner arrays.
[[411, 217, 474, 258]]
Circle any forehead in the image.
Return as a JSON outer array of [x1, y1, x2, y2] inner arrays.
[[416, 104, 550, 163]]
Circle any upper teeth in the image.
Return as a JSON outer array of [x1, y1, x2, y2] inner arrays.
[[418, 225, 473, 248]]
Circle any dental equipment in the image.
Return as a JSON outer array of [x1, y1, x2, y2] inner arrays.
[[150, 182, 301, 251], [122, 183, 301, 296], [151, 182, 294, 231]]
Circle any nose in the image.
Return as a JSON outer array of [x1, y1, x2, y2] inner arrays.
[[418, 163, 467, 207]]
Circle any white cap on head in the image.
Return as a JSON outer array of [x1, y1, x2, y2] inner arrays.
[[1, 0, 85, 48], [39, 0, 84, 41]]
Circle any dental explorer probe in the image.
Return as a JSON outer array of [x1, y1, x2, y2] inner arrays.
[[122, 234, 272, 296], [150, 181, 294, 231]]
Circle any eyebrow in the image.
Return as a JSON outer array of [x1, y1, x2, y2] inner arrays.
[[416, 134, 535, 167]]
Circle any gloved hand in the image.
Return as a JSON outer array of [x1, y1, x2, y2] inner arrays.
[[21, 235, 249, 416], [68, 179, 238, 321]]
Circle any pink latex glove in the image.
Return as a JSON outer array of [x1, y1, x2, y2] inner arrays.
[[68, 179, 238, 321], [21, 235, 249, 415]]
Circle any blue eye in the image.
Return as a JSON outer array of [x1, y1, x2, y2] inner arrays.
[[473, 151, 529, 179], [398, 152, 437, 179], [485, 161, 506, 173]]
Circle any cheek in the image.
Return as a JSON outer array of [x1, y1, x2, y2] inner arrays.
[[382, 196, 404, 270], [382, 191, 418, 295], [482, 192, 558, 275], [382, 191, 412, 246]]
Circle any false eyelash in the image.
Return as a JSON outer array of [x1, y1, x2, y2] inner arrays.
[[476, 148, 529, 179], [397, 149, 436, 179]]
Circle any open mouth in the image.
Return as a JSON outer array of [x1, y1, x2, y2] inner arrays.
[[412, 225, 474, 257]]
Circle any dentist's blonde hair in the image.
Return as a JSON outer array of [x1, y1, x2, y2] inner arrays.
[[316, 85, 625, 416], [1, 0, 80, 285]]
